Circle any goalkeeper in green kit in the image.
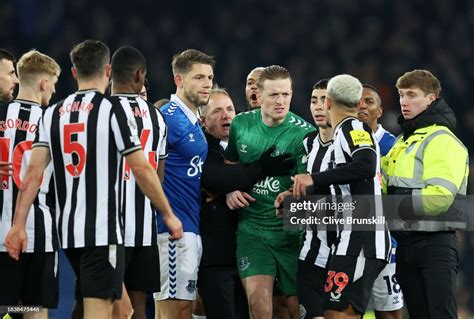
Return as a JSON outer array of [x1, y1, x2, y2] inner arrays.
[[225, 65, 315, 318]]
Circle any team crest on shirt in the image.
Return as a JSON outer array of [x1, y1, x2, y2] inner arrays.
[[186, 280, 196, 293], [239, 256, 250, 271], [189, 133, 195, 142], [240, 144, 248, 153]]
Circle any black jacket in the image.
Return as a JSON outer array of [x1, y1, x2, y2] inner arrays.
[[200, 132, 264, 268], [398, 97, 456, 139]]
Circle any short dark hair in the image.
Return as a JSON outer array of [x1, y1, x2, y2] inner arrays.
[[312, 78, 329, 90], [111, 46, 146, 84], [0, 49, 15, 62], [70, 40, 110, 79], [171, 49, 215, 75], [362, 83, 382, 107], [256, 65, 292, 90], [396, 69, 441, 97], [362, 83, 379, 94]]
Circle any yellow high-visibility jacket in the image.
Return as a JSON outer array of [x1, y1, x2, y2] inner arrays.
[[382, 124, 469, 231]]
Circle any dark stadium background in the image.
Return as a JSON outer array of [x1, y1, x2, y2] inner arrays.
[[2, 0, 473, 317]]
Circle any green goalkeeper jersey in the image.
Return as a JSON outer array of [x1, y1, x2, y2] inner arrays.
[[226, 109, 316, 236]]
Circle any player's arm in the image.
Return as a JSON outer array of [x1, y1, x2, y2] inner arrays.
[[293, 148, 377, 196], [158, 159, 165, 182], [157, 115, 168, 183], [4, 147, 51, 259], [202, 157, 260, 194], [293, 126, 377, 196], [204, 145, 295, 194], [125, 150, 182, 239]]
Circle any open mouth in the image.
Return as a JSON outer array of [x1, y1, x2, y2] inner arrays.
[[315, 115, 325, 120], [250, 94, 257, 102], [222, 123, 231, 128]]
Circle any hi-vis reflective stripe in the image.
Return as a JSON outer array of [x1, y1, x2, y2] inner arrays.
[[425, 177, 459, 195], [388, 129, 468, 195], [388, 176, 425, 188], [393, 220, 467, 232]]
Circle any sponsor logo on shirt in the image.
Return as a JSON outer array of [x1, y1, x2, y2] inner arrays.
[[252, 176, 281, 195], [349, 130, 373, 146], [187, 155, 203, 177]]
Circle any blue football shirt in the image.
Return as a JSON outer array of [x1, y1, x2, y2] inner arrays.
[[157, 94, 208, 234]]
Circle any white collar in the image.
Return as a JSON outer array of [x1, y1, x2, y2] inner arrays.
[[170, 94, 199, 125], [219, 140, 228, 150], [373, 124, 386, 142]]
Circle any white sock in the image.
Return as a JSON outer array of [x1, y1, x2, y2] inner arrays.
[[192, 315, 206, 319]]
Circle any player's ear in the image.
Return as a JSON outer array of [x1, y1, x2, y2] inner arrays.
[[377, 106, 383, 119], [71, 67, 78, 80], [256, 90, 263, 106], [104, 64, 112, 79], [39, 78, 46, 92], [136, 68, 145, 84], [174, 74, 184, 89], [326, 96, 332, 110]]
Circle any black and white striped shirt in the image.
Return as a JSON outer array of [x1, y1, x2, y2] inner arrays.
[[314, 117, 391, 261], [34, 90, 142, 249], [111, 94, 167, 247], [0, 99, 57, 252], [299, 131, 335, 268]]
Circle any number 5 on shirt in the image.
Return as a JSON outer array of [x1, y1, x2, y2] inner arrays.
[[64, 123, 86, 177]]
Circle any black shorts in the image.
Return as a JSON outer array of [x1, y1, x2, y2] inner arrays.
[[297, 260, 327, 318], [0, 251, 58, 308], [124, 245, 160, 293], [324, 255, 386, 314], [64, 245, 125, 300]]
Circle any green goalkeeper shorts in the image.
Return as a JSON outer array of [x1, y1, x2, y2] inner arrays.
[[236, 230, 302, 296]]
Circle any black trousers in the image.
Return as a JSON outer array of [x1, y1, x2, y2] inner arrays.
[[198, 266, 249, 319], [395, 232, 458, 319]]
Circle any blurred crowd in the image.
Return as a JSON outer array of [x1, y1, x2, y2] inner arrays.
[[1, 0, 474, 315]]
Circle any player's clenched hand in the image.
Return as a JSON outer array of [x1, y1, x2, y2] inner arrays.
[[291, 174, 314, 197], [3, 224, 27, 260], [226, 190, 255, 210], [259, 145, 296, 177], [274, 190, 292, 217], [163, 213, 183, 240]]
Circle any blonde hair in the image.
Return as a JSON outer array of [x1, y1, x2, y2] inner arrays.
[[17, 50, 61, 84], [327, 74, 363, 108]]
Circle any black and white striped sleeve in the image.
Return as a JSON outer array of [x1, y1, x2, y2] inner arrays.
[[340, 120, 377, 156], [33, 107, 52, 149], [110, 101, 142, 155]]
